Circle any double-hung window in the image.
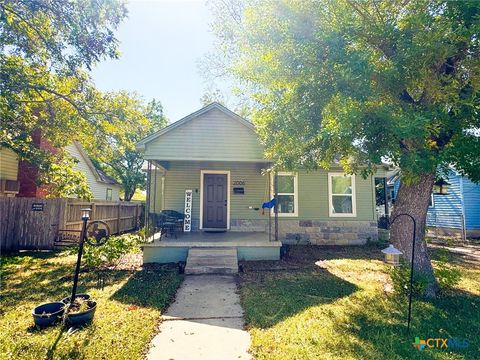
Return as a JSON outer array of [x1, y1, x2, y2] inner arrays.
[[272, 172, 298, 216], [106, 188, 112, 201], [329, 173, 356, 217]]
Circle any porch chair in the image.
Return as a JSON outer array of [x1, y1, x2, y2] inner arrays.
[[155, 213, 178, 240], [160, 210, 185, 234]]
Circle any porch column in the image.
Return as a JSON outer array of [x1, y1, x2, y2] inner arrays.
[[145, 160, 152, 239], [153, 162, 157, 213]]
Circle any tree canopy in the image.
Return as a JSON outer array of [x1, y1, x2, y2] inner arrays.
[[209, 0, 480, 296], [0, 0, 127, 197], [85, 92, 168, 201], [211, 0, 480, 182]]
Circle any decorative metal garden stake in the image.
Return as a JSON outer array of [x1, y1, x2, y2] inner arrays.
[[390, 213, 416, 333], [69, 208, 91, 307]]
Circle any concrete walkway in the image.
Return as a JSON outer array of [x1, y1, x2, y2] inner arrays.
[[147, 275, 251, 360]]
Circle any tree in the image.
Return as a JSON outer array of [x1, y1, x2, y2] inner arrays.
[[85, 92, 168, 201], [209, 0, 480, 296], [200, 88, 227, 106], [0, 0, 127, 196]]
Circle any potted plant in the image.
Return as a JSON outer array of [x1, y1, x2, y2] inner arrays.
[[64, 297, 97, 326], [60, 293, 90, 304], [32, 302, 65, 327], [31, 210, 109, 328]]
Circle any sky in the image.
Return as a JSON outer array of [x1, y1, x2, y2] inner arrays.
[[91, 0, 216, 122]]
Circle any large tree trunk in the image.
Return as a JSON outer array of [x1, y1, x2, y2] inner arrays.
[[390, 172, 438, 298]]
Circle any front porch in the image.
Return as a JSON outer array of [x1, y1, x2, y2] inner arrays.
[[142, 231, 282, 264]]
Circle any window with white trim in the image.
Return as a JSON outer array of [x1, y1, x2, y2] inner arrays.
[[106, 188, 112, 201], [328, 173, 356, 217], [272, 172, 298, 216]]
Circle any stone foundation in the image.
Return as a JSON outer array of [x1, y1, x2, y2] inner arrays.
[[189, 218, 378, 245], [278, 220, 378, 245]]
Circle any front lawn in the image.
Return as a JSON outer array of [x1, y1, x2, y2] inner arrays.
[[239, 245, 480, 360], [0, 251, 183, 360]]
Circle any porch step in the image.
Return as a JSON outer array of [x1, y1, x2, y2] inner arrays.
[[185, 247, 238, 274]]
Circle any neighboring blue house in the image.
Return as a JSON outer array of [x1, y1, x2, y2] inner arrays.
[[387, 169, 480, 238]]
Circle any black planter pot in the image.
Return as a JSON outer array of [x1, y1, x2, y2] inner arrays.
[[66, 300, 97, 326], [32, 302, 65, 327], [60, 293, 90, 304]]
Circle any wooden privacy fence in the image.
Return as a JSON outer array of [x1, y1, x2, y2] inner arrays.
[[0, 198, 143, 252]]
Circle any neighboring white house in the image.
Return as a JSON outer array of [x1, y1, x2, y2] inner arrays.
[[66, 141, 121, 201]]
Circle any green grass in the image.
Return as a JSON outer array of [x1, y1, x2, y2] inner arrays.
[[0, 251, 183, 360], [239, 245, 480, 360]]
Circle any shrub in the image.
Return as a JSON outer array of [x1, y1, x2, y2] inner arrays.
[[82, 233, 141, 269], [137, 227, 146, 239], [390, 259, 430, 298]]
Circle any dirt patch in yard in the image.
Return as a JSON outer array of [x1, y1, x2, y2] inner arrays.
[[239, 244, 385, 273]]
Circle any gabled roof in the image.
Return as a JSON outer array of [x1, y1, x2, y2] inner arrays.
[[136, 102, 255, 150], [96, 168, 119, 185], [70, 141, 120, 186]]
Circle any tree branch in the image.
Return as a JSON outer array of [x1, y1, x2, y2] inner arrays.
[[0, 3, 58, 54]]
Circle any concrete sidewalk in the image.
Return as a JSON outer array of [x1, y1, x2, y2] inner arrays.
[[147, 275, 251, 360]]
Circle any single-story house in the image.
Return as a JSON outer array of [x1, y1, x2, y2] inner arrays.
[[137, 103, 387, 263], [389, 169, 480, 238]]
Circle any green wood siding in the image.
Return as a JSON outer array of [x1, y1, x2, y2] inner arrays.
[[143, 108, 266, 162], [298, 171, 375, 221], [158, 161, 267, 220], [153, 161, 378, 222]]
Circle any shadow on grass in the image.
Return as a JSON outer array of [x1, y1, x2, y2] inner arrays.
[[329, 290, 480, 359], [240, 244, 385, 273], [429, 246, 480, 269], [0, 251, 132, 311], [240, 268, 358, 329], [110, 269, 183, 310], [0, 250, 64, 269]]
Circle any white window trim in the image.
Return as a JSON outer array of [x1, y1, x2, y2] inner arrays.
[[271, 171, 299, 217], [328, 173, 357, 217], [429, 193, 435, 208], [199, 170, 231, 230], [106, 188, 112, 201]]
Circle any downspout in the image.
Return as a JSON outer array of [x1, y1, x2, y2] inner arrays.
[[384, 177, 389, 217], [274, 171, 278, 242], [459, 176, 467, 242], [269, 172, 271, 242]]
